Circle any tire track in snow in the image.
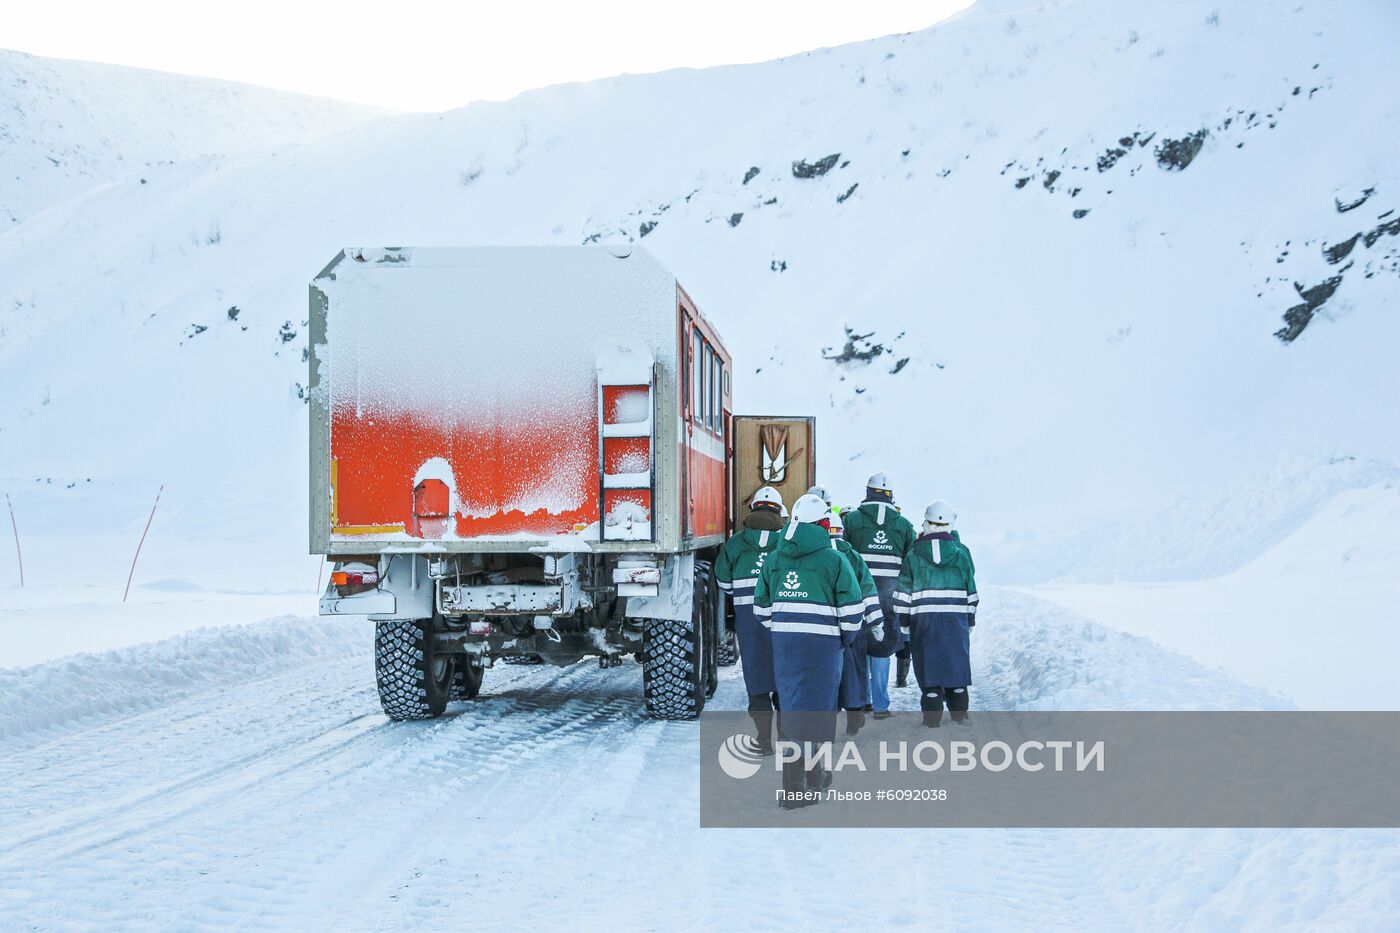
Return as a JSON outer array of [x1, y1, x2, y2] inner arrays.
[[3, 656, 651, 929], [230, 663, 657, 930], [0, 654, 620, 870]]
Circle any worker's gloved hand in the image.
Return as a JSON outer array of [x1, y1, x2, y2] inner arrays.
[[870, 623, 885, 642]]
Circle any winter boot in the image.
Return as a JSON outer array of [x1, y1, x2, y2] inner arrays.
[[896, 655, 911, 688], [921, 688, 944, 728], [844, 708, 866, 736], [945, 687, 970, 724], [747, 693, 776, 755], [779, 758, 814, 809], [807, 761, 832, 793]]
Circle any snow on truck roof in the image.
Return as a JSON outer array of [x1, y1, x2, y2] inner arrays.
[[314, 244, 669, 282], [311, 244, 685, 423], [312, 244, 727, 360]]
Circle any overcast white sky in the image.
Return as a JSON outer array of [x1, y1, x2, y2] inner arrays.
[[5, 0, 973, 112]]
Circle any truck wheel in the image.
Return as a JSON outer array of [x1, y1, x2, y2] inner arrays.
[[715, 569, 737, 668], [696, 561, 720, 699], [642, 616, 704, 720], [717, 628, 738, 667], [641, 560, 718, 720], [375, 619, 452, 721], [450, 659, 484, 700]]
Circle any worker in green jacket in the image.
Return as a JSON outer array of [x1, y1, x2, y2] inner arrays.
[[841, 471, 917, 705], [753, 493, 868, 805], [715, 486, 785, 753], [893, 500, 979, 725], [826, 509, 885, 728]]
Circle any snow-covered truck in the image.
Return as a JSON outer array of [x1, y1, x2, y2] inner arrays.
[[310, 246, 739, 720]]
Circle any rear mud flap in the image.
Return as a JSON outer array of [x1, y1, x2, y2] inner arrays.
[[626, 553, 694, 622]]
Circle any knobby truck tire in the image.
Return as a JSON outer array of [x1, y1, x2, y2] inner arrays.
[[375, 619, 452, 720], [697, 562, 720, 698], [642, 617, 704, 720], [717, 626, 738, 667], [641, 559, 718, 720]]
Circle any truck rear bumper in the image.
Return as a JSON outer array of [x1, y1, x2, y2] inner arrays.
[[320, 590, 395, 615], [439, 584, 563, 615]]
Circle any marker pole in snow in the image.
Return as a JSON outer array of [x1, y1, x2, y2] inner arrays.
[[123, 484, 164, 603], [5, 494, 21, 587]]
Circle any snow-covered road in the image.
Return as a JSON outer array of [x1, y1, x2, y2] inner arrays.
[[3, 590, 1397, 931]]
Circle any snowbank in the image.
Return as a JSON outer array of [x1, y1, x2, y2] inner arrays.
[[0, 614, 369, 748], [979, 588, 1291, 711]]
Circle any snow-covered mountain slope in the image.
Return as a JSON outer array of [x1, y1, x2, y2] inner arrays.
[[0, 48, 382, 225], [1, 0, 1397, 597]]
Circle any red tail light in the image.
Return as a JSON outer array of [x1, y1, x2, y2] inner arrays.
[[332, 570, 378, 586], [330, 565, 379, 595]]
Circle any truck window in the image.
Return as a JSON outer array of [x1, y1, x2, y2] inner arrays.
[[711, 355, 721, 434], [692, 329, 702, 419], [700, 342, 712, 429], [716, 361, 726, 439]]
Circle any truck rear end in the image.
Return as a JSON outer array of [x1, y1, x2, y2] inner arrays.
[[309, 246, 731, 720]]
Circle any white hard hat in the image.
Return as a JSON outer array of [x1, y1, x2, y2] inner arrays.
[[779, 503, 789, 518], [751, 486, 783, 509], [866, 472, 891, 491], [791, 493, 831, 524], [827, 508, 844, 531], [924, 500, 955, 526], [806, 485, 832, 506]]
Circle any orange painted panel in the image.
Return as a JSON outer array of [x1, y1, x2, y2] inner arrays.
[[604, 489, 651, 516], [688, 444, 726, 538], [602, 385, 649, 424], [414, 479, 450, 517], [331, 410, 599, 538], [603, 436, 650, 475]]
